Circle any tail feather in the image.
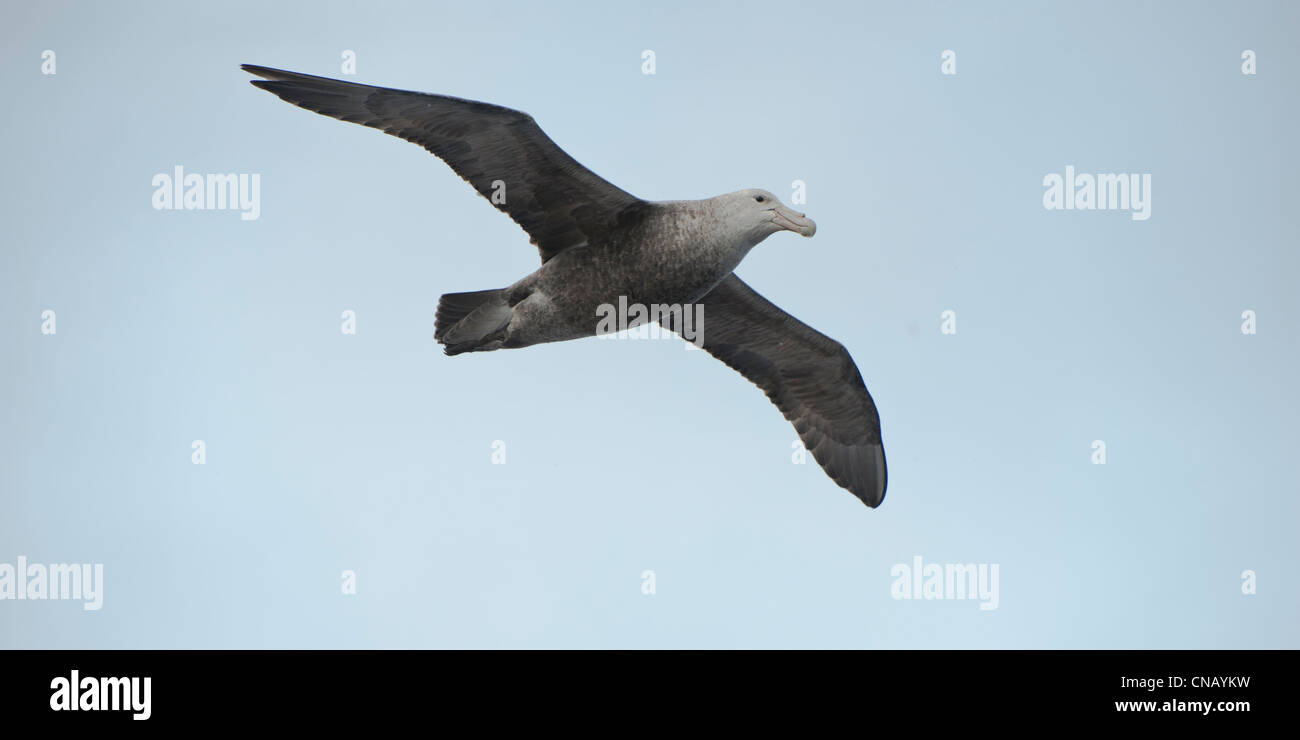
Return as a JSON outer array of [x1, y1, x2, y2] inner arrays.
[[435, 289, 511, 354], [435, 289, 502, 339]]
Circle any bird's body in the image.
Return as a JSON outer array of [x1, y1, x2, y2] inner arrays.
[[243, 64, 889, 507], [463, 198, 778, 352]]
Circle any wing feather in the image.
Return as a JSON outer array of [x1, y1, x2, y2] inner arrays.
[[677, 274, 887, 507], [242, 65, 641, 262]]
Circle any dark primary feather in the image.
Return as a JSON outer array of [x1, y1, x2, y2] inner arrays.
[[241, 64, 642, 263], [678, 274, 887, 507]]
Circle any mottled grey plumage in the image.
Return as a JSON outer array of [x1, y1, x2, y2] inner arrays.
[[243, 64, 887, 507]]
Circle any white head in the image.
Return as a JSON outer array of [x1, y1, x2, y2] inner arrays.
[[712, 188, 817, 243]]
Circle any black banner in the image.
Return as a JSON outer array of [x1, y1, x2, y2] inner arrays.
[[0, 650, 1288, 726]]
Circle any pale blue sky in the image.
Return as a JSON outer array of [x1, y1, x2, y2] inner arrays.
[[1, 0, 1296, 647]]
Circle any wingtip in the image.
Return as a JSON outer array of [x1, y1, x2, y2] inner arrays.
[[852, 482, 885, 508], [850, 444, 887, 508], [242, 65, 278, 87], [240, 64, 301, 82], [859, 486, 886, 509]]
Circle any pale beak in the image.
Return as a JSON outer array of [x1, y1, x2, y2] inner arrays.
[[773, 206, 816, 237]]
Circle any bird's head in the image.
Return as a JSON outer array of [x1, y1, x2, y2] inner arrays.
[[717, 188, 817, 242]]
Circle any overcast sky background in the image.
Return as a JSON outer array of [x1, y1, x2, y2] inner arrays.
[[2, 0, 1296, 647]]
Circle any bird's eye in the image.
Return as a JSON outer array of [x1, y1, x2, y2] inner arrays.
[[755, 195, 766, 203]]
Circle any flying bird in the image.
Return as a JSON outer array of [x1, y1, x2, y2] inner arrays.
[[242, 64, 888, 507]]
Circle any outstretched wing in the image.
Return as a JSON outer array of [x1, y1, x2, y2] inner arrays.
[[242, 64, 642, 263], [679, 274, 887, 507]]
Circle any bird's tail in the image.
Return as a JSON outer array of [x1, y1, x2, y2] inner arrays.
[[435, 289, 512, 355]]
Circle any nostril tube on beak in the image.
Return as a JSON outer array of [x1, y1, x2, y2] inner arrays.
[[773, 206, 816, 237]]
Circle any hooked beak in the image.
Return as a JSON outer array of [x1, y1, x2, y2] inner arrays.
[[772, 205, 817, 237]]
